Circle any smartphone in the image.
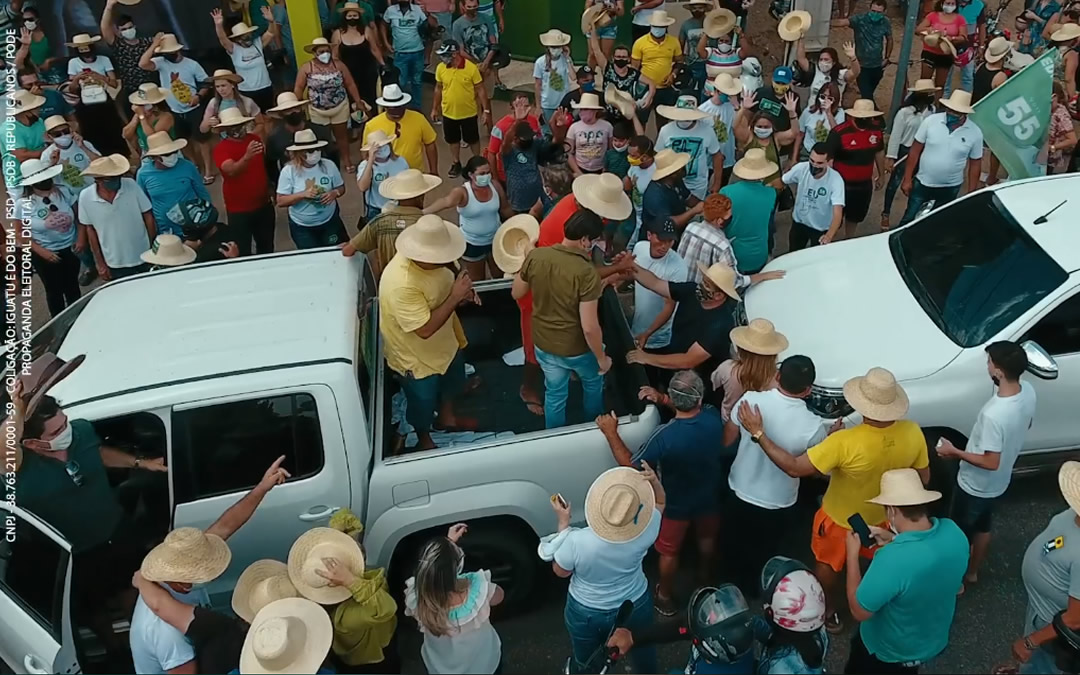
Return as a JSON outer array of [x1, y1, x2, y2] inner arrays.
[[551, 493, 568, 509], [848, 513, 875, 548], [936, 437, 945, 449]]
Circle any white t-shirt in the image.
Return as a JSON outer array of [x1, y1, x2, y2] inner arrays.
[[698, 98, 736, 169], [655, 119, 720, 200], [151, 56, 211, 114], [631, 241, 688, 349], [41, 139, 100, 193], [77, 177, 153, 269], [799, 107, 846, 154], [67, 54, 114, 78], [809, 68, 848, 102], [532, 54, 572, 110], [553, 513, 661, 610], [782, 162, 845, 232], [130, 585, 209, 674], [632, 0, 666, 26], [627, 162, 657, 241], [913, 112, 984, 188], [277, 159, 345, 226], [230, 41, 272, 92], [729, 389, 830, 509], [958, 383, 1037, 499], [357, 155, 410, 211]]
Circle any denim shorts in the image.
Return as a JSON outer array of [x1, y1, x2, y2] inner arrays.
[[951, 486, 997, 536], [587, 24, 618, 40], [463, 241, 492, 262]]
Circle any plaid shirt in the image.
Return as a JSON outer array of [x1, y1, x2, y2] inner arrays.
[[677, 221, 751, 290]]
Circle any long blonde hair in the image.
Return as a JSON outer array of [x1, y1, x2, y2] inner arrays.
[[413, 537, 468, 637], [733, 348, 778, 392]]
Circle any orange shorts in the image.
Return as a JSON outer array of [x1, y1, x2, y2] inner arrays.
[[810, 507, 881, 573]]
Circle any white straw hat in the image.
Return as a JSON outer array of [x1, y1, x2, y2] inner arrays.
[[214, 106, 256, 129], [11, 90, 46, 114], [984, 36, 1013, 63], [733, 147, 779, 180], [648, 10, 676, 27], [19, 158, 64, 187], [303, 36, 332, 54], [843, 367, 909, 422], [209, 68, 244, 84], [229, 21, 259, 38], [268, 92, 310, 113], [704, 8, 737, 38], [571, 92, 604, 110], [581, 4, 613, 35], [868, 468, 942, 506], [651, 148, 692, 180], [696, 262, 741, 301], [605, 85, 636, 119], [287, 528, 366, 605], [907, 78, 941, 93], [240, 598, 333, 674], [140, 527, 232, 584], [44, 114, 71, 132], [141, 234, 197, 266], [1059, 462, 1080, 514], [493, 214, 540, 275], [82, 153, 132, 177], [394, 214, 467, 265], [129, 83, 168, 105], [361, 128, 398, 152], [572, 173, 633, 221], [730, 318, 788, 356], [286, 128, 328, 152], [375, 83, 412, 108], [154, 33, 185, 53], [145, 130, 189, 156], [1052, 23, 1080, 42], [713, 72, 743, 96], [585, 467, 657, 543], [922, 31, 956, 56], [233, 560, 301, 623], [845, 99, 884, 118], [539, 29, 572, 47], [778, 10, 811, 41], [66, 33, 102, 48], [939, 90, 975, 114], [656, 96, 709, 122], [378, 168, 442, 200]]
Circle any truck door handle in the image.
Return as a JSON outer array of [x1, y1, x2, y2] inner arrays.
[[298, 506, 339, 522], [24, 654, 50, 674]]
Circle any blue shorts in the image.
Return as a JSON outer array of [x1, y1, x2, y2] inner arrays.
[[951, 486, 996, 536], [587, 24, 618, 40], [463, 241, 492, 262]]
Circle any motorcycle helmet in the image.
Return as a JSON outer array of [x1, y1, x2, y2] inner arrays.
[[760, 556, 827, 633], [687, 584, 754, 664]]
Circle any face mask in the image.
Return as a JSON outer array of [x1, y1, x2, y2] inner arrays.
[[79, 50, 95, 61], [306, 150, 322, 164], [346, 15, 361, 25], [549, 47, 563, 58], [945, 112, 964, 126], [227, 126, 248, 139], [120, 27, 138, 40], [238, 37, 254, 47], [613, 143, 629, 153], [695, 282, 718, 302], [439, 55, 454, 65], [613, 58, 630, 68], [143, 103, 156, 114], [24, 20, 36, 30], [650, 27, 667, 38], [167, 52, 182, 62], [474, 173, 492, 187], [53, 133, 73, 148], [810, 163, 827, 177], [677, 120, 695, 130], [284, 112, 305, 126], [773, 83, 790, 95], [818, 60, 833, 73], [317, 52, 332, 64], [628, 155, 642, 166], [580, 111, 597, 123], [942, 3, 956, 11], [45, 421, 74, 452], [869, 8, 885, 17], [375, 145, 392, 161], [753, 126, 773, 138], [100, 176, 122, 191], [718, 41, 733, 53], [160, 153, 180, 168], [35, 178, 54, 191], [581, 81, 595, 92]]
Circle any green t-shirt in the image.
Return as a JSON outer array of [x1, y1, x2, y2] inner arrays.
[[2, 116, 46, 186], [16, 419, 125, 553], [855, 518, 969, 664], [719, 180, 777, 273]]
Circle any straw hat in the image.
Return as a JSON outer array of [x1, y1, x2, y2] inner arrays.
[[868, 468, 942, 506], [922, 31, 955, 56], [581, 4, 613, 35], [141, 234, 197, 266], [572, 173, 633, 221], [361, 128, 397, 152], [17, 353, 85, 417], [240, 598, 333, 675], [229, 21, 259, 39], [778, 10, 811, 41], [1059, 462, 1080, 514], [845, 99, 884, 118], [939, 90, 975, 114], [19, 158, 64, 187], [585, 467, 657, 543], [696, 262, 741, 300], [539, 29, 572, 47], [286, 128, 328, 152], [268, 92, 309, 113], [493, 214, 540, 275], [1051, 23, 1080, 42], [233, 560, 301, 623], [141, 527, 232, 584], [43, 115, 71, 133], [713, 72, 743, 96], [657, 97, 709, 122], [82, 153, 131, 177], [378, 168, 442, 200], [375, 83, 412, 108], [907, 78, 941, 93], [395, 214, 467, 265], [66, 33, 102, 48], [209, 68, 244, 84], [11, 91, 45, 114], [704, 8, 737, 38], [733, 148, 778, 180], [128, 82, 168, 105], [214, 106, 256, 129], [571, 92, 604, 110], [983, 36, 1013, 63], [303, 36, 332, 54], [648, 10, 676, 27], [605, 85, 636, 119], [651, 148, 692, 180], [154, 33, 185, 53], [338, 1, 366, 13], [730, 318, 788, 356], [145, 130, 188, 156], [842, 367, 909, 422], [287, 527, 366, 605]]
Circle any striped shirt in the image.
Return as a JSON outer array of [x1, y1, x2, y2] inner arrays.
[[676, 221, 751, 290]]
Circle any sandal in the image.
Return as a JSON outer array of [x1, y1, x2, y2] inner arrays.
[[202, 174, 216, 185], [824, 612, 845, 635], [654, 584, 677, 617]]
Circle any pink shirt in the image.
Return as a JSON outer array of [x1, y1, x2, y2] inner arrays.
[[711, 360, 777, 421], [567, 119, 613, 173], [924, 12, 968, 54]]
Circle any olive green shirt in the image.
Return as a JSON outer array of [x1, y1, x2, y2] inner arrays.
[[520, 244, 602, 357], [349, 205, 423, 280]]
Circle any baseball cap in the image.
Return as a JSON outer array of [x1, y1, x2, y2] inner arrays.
[[576, 65, 595, 79], [773, 65, 794, 84], [647, 218, 677, 241], [436, 39, 459, 56]]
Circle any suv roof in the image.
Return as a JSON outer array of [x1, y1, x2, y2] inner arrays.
[[996, 174, 1080, 273], [49, 250, 360, 407]]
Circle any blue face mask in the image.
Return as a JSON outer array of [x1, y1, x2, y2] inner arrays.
[[650, 27, 667, 38], [581, 81, 595, 93], [99, 176, 122, 191], [474, 173, 492, 187], [945, 112, 964, 127], [719, 93, 730, 104]]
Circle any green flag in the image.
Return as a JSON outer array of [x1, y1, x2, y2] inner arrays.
[[970, 50, 1055, 180]]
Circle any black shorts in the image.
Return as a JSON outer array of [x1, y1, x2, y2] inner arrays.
[[71, 519, 142, 614], [844, 180, 874, 223], [174, 104, 210, 140], [922, 49, 955, 69], [951, 486, 997, 536], [444, 115, 480, 145], [241, 86, 275, 114]]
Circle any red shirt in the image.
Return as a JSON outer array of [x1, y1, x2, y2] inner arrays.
[[213, 134, 270, 213], [488, 114, 541, 181], [537, 195, 580, 247]]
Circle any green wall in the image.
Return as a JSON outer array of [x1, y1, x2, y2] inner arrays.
[[503, 0, 638, 64]]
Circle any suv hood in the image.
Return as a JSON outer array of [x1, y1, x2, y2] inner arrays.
[[745, 234, 962, 388]]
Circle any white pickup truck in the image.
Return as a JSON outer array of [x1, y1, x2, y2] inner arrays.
[[0, 250, 661, 674]]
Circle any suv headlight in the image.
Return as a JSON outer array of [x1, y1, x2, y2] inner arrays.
[[807, 385, 854, 419]]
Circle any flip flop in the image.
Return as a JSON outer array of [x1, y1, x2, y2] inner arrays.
[[202, 174, 216, 185], [654, 584, 677, 617]]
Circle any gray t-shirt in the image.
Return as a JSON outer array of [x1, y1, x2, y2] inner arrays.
[[958, 384, 1037, 499], [1022, 509, 1080, 631], [452, 14, 497, 62]]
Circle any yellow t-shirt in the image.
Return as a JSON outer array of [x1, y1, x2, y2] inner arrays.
[[435, 60, 483, 121], [807, 420, 929, 527], [364, 111, 437, 170], [378, 253, 467, 379], [631, 34, 682, 85]]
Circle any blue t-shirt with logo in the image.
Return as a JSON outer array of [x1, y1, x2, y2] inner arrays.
[[357, 155, 409, 211], [277, 159, 345, 226], [384, 3, 427, 54]]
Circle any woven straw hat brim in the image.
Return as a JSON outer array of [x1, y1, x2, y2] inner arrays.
[[733, 155, 779, 181], [605, 85, 636, 118], [581, 6, 610, 35], [210, 71, 244, 84], [155, 36, 185, 53], [907, 80, 941, 92], [240, 598, 333, 675], [1059, 462, 1080, 515], [704, 8, 737, 38], [286, 139, 329, 152], [66, 35, 102, 48], [1052, 23, 1080, 42], [140, 241, 197, 266], [214, 112, 256, 128], [713, 74, 743, 96], [361, 132, 398, 152], [232, 560, 297, 623], [145, 137, 189, 156], [395, 217, 467, 264], [540, 31, 572, 47], [268, 97, 310, 113], [842, 373, 909, 422], [82, 154, 132, 177], [287, 528, 366, 605], [304, 39, 332, 54], [940, 97, 975, 114], [730, 324, 789, 356], [21, 354, 85, 418], [129, 87, 168, 105], [585, 467, 657, 543], [651, 151, 692, 181], [20, 163, 64, 187], [656, 105, 709, 121], [14, 93, 47, 113], [379, 172, 442, 200], [573, 174, 633, 220], [844, 106, 884, 118], [696, 262, 741, 301], [230, 24, 259, 38], [141, 532, 232, 584], [493, 215, 540, 274], [648, 11, 676, 26], [867, 470, 942, 506], [778, 11, 811, 41]]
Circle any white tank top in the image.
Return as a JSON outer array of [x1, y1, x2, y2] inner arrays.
[[230, 41, 271, 92], [457, 182, 501, 246]]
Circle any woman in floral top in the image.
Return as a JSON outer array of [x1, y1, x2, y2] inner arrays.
[[1049, 80, 1077, 174], [295, 37, 366, 173]]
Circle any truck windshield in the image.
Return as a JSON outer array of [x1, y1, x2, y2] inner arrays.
[[889, 192, 1067, 348], [28, 290, 97, 358]]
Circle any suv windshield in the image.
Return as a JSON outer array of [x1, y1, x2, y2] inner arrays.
[[890, 192, 1067, 348]]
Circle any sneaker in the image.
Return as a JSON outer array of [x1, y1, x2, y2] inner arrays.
[[78, 266, 97, 287], [448, 161, 462, 178]]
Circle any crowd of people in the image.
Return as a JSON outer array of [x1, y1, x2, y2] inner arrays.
[[4, 0, 1080, 673]]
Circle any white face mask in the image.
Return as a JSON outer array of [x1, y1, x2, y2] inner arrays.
[[24, 20, 37, 30], [160, 152, 179, 168], [548, 47, 562, 58], [143, 103, 155, 113], [306, 150, 322, 164], [650, 27, 667, 38], [753, 126, 773, 138], [120, 27, 137, 40], [375, 145, 392, 161], [942, 3, 956, 11], [818, 60, 834, 73], [316, 51, 332, 64], [677, 120, 695, 130], [46, 422, 73, 452], [718, 42, 733, 53], [54, 133, 73, 148]]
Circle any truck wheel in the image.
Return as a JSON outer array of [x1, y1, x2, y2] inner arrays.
[[458, 524, 539, 616]]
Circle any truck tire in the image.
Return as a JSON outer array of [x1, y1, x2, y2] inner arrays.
[[458, 523, 540, 616]]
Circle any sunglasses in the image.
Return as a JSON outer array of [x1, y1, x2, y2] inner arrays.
[[65, 460, 84, 487], [40, 195, 58, 212]]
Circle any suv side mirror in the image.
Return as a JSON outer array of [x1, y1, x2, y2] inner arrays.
[[1021, 340, 1059, 380]]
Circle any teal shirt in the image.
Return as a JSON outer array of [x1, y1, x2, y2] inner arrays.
[[2, 116, 46, 186], [856, 518, 969, 664], [719, 181, 776, 273]]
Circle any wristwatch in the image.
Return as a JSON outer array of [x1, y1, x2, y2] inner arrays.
[[751, 431, 764, 444], [1024, 636, 1037, 652]]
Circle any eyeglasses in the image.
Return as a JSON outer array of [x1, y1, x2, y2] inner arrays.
[[65, 460, 84, 487]]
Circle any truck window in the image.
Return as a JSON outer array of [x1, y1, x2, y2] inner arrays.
[[171, 394, 324, 503], [890, 192, 1068, 348], [1025, 290, 1080, 356], [0, 511, 68, 640]]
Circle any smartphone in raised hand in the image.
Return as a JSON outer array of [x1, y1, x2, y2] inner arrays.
[[848, 513, 875, 548]]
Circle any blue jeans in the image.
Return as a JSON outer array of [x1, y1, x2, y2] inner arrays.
[[541, 106, 559, 136], [564, 591, 657, 675], [534, 346, 604, 429], [398, 352, 467, 434], [898, 179, 961, 226], [393, 50, 425, 110], [945, 57, 975, 97], [288, 209, 347, 249]]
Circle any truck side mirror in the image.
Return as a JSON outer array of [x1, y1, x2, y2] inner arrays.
[[1021, 340, 1058, 380]]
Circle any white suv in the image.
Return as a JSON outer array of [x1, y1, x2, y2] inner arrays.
[[745, 174, 1078, 468]]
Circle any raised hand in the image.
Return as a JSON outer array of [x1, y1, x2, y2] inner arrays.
[[211, 8, 224, 25]]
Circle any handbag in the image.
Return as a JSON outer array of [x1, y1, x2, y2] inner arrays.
[[777, 185, 795, 212], [80, 82, 108, 105]]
